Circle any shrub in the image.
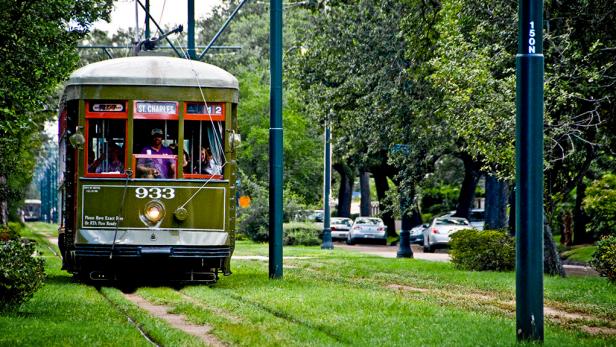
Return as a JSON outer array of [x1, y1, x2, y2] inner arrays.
[[0, 222, 22, 241], [237, 172, 309, 243], [0, 240, 46, 311], [283, 222, 321, 246], [450, 229, 515, 272], [583, 173, 616, 238], [590, 236, 616, 283]]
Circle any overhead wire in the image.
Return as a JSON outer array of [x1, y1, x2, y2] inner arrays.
[[171, 33, 231, 209]]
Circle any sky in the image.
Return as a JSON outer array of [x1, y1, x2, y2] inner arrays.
[[93, 0, 221, 34]]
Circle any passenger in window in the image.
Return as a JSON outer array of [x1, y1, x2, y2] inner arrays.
[[169, 143, 190, 174], [93, 144, 124, 173], [137, 128, 176, 178], [195, 147, 221, 175]]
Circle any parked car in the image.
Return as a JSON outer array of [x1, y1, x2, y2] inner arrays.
[[422, 216, 472, 252], [446, 209, 485, 230], [330, 217, 353, 240], [409, 223, 428, 244], [347, 217, 387, 245]]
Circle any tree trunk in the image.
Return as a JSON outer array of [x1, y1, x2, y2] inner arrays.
[[485, 176, 509, 229], [544, 222, 566, 277], [374, 171, 396, 237], [572, 180, 591, 245], [360, 171, 371, 217], [0, 176, 7, 226], [333, 163, 353, 218], [454, 153, 481, 219]]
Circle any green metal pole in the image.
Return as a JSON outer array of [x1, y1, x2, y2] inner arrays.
[[321, 123, 333, 249], [187, 0, 196, 60], [269, 0, 284, 279], [145, 0, 150, 40], [516, 0, 544, 342]]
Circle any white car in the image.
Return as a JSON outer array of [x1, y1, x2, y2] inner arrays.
[[422, 216, 473, 252], [330, 217, 353, 240], [347, 217, 387, 245]]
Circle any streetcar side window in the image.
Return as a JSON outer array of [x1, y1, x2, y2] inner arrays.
[[86, 119, 126, 175], [184, 121, 224, 177]]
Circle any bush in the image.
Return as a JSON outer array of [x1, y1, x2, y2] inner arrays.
[[237, 172, 309, 243], [0, 222, 23, 241], [583, 173, 616, 238], [590, 236, 616, 283], [0, 240, 46, 311], [283, 222, 321, 246], [450, 229, 515, 272]]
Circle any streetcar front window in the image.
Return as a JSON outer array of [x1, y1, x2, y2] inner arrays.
[[133, 120, 179, 179], [86, 119, 126, 174]]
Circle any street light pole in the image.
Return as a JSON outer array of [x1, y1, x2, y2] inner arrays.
[[321, 122, 333, 249], [269, 0, 284, 279], [516, 0, 544, 342]]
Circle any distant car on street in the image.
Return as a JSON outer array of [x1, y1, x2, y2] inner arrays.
[[347, 217, 387, 245], [409, 223, 428, 244], [330, 217, 353, 240], [422, 216, 473, 252], [446, 209, 485, 230]]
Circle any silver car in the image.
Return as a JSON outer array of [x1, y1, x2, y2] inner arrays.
[[422, 216, 472, 252], [347, 217, 387, 245], [330, 217, 353, 240]]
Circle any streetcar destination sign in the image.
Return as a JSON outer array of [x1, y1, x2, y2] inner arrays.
[[90, 103, 124, 112], [135, 101, 178, 115]]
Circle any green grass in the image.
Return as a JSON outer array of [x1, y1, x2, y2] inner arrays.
[[0, 223, 201, 347], [561, 245, 597, 264], [2, 225, 615, 346]]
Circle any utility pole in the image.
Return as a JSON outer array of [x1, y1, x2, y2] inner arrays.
[[269, 0, 284, 278], [516, 0, 544, 342], [145, 0, 151, 40], [321, 121, 333, 249], [187, 0, 196, 59]]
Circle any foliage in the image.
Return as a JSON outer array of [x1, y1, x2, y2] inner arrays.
[[200, 1, 323, 205], [0, 222, 23, 241], [237, 171, 309, 242], [590, 236, 616, 283], [583, 173, 616, 238], [450, 229, 515, 272], [283, 222, 321, 246], [420, 184, 460, 217], [0, 240, 46, 311], [0, 0, 112, 223]]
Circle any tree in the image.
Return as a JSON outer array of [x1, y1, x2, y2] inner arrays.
[[0, 0, 112, 224]]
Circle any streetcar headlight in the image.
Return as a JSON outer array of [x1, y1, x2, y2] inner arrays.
[[143, 200, 165, 224], [146, 206, 161, 221]]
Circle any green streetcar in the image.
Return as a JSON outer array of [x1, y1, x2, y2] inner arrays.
[[58, 56, 240, 283]]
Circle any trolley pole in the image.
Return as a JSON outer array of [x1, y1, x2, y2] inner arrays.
[[321, 123, 333, 249], [516, 0, 544, 342], [269, 0, 284, 279], [187, 0, 196, 59]]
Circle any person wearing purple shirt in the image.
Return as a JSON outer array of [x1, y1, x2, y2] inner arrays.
[[137, 128, 176, 178]]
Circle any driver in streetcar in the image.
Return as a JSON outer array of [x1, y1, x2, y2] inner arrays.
[[137, 128, 176, 178]]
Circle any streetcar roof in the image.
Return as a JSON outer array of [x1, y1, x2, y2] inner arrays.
[[67, 56, 238, 89]]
